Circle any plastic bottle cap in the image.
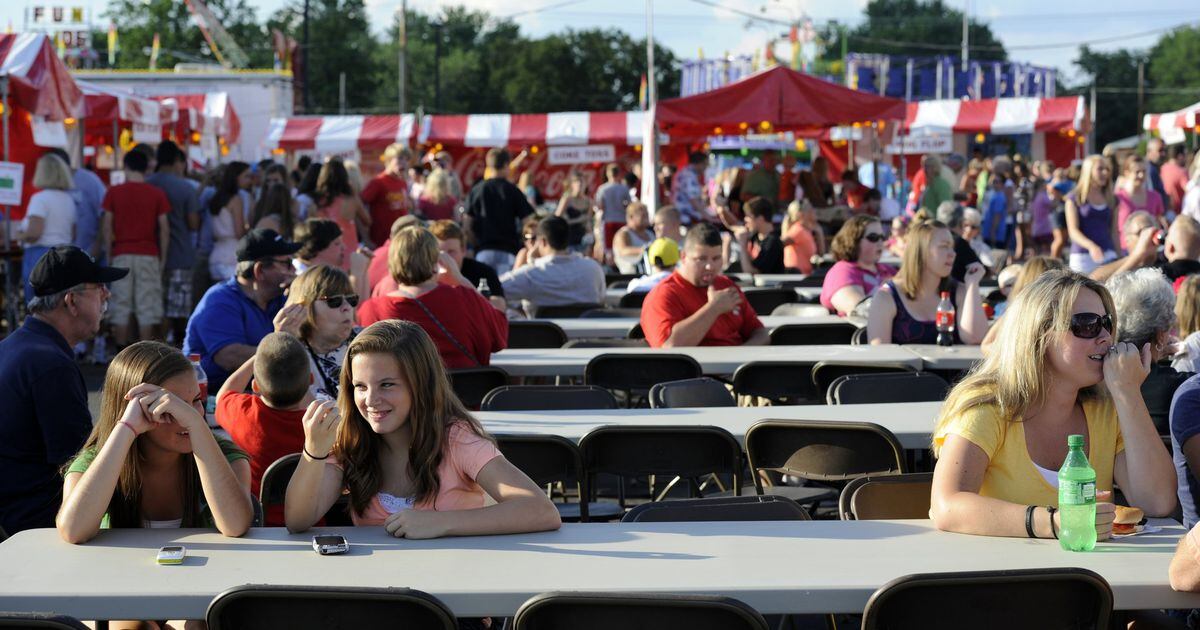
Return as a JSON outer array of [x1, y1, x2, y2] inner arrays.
[[188, 353, 201, 362], [1067, 434, 1084, 447], [939, 291, 950, 298]]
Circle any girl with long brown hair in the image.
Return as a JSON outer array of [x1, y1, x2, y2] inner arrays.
[[284, 320, 559, 538], [57, 342, 253, 544]]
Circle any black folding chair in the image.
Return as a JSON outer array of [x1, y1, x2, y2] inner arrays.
[[768, 323, 857, 346], [481, 385, 618, 411], [627, 323, 645, 339], [649, 377, 735, 408], [513, 592, 769, 630], [207, 585, 457, 630], [584, 353, 702, 407], [810, 361, 916, 401], [0, 613, 89, 629], [496, 434, 621, 523], [508, 321, 568, 349], [0, 525, 7, 544], [618, 291, 648, 308], [579, 425, 742, 505], [731, 361, 821, 405], [742, 287, 797, 315], [447, 367, 509, 410], [838, 472, 934, 520], [828, 372, 950, 405], [564, 338, 649, 349], [622, 495, 810, 522], [259, 453, 351, 526], [579, 308, 641, 318], [861, 568, 1113, 630], [533, 303, 605, 318]]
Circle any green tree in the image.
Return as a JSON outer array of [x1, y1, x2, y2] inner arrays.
[[1071, 46, 1149, 149], [1147, 26, 1200, 114], [270, 0, 383, 114], [846, 0, 1007, 61], [101, 0, 271, 69]]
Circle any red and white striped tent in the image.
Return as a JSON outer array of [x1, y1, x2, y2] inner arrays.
[[154, 92, 242, 145], [263, 115, 419, 153], [902, 96, 1086, 136], [1143, 101, 1200, 133], [79, 80, 168, 144], [419, 111, 651, 147]]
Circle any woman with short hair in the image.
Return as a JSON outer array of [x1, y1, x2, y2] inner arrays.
[[284, 265, 360, 400], [819, 215, 895, 316]]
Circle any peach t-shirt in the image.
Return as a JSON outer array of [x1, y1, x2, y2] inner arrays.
[[332, 422, 502, 525]]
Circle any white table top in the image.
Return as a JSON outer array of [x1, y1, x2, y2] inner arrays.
[[901, 344, 985, 371], [490, 344, 923, 377], [1, 521, 1194, 619], [480, 401, 943, 449], [542, 315, 858, 339]]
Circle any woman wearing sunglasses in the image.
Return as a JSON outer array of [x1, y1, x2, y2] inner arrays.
[[819, 215, 896, 316], [931, 269, 1176, 540], [283, 265, 361, 400]]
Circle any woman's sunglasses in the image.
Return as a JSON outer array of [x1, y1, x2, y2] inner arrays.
[[320, 294, 360, 309], [863, 233, 885, 243], [1069, 313, 1113, 339]]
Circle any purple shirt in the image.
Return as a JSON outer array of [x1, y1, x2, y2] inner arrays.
[[1069, 197, 1115, 255], [819, 260, 897, 315]]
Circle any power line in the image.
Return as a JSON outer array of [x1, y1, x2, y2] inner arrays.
[[500, 0, 587, 20], [848, 22, 1196, 52]]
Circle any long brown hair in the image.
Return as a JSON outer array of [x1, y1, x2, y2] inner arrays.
[[73, 342, 201, 527], [830, 215, 880, 263], [334, 320, 492, 513], [894, 219, 949, 300], [251, 182, 296, 237], [1177, 275, 1200, 338]]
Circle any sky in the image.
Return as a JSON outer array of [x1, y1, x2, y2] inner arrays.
[[4, 0, 1197, 87]]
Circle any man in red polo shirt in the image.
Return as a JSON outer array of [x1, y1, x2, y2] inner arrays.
[[641, 223, 768, 347], [360, 143, 412, 247]]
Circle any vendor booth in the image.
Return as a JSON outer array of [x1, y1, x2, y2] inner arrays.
[[154, 92, 242, 168], [1143, 101, 1199, 146]]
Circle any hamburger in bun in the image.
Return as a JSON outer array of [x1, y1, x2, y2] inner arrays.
[[1112, 505, 1145, 535]]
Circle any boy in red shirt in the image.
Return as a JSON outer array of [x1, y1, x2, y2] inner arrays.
[[360, 143, 412, 247], [101, 150, 170, 347], [641, 223, 768, 347], [216, 331, 313, 526]]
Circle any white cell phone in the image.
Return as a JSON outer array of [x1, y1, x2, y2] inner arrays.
[[156, 545, 186, 565], [312, 534, 349, 555]]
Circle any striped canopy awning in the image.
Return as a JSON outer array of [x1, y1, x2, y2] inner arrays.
[[1143, 102, 1200, 132], [263, 115, 419, 152], [902, 96, 1085, 135]]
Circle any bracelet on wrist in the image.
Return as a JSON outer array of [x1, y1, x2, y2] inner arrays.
[[1047, 506, 1059, 539], [1024, 504, 1037, 539], [303, 445, 330, 461], [117, 421, 138, 437]]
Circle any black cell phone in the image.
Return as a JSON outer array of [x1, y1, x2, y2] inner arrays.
[[312, 534, 349, 555]]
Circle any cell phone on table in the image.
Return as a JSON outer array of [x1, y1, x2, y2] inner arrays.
[[312, 534, 349, 555], [156, 546, 186, 565]]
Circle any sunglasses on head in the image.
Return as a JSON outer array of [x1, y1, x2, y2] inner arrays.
[[863, 233, 885, 243], [320, 294, 359, 309], [1069, 312, 1113, 339]]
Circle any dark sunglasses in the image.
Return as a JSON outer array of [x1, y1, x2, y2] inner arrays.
[[1069, 313, 1113, 339], [863, 233, 885, 243], [320, 294, 359, 309]]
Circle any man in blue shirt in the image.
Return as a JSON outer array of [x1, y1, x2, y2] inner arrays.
[[183, 228, 301, 391], [0, 246, 127, 534], [1171, 374, 1200, 529]]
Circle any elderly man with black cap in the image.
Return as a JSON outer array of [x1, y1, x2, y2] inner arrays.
[[183, 228, 301, 393], [0, 246, 127, 535]]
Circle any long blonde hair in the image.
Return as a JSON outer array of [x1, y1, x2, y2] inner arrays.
[[73, 342, 201, 527], [933, 270, 1116, 455], [1072, 154, 1115, 211], [424, 168, 452, 205], [894, 220, 949, 300], [334, 320, 491, 513], [1177, 275, 1200, 338]]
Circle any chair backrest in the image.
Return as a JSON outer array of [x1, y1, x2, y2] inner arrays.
[[649, 377, 735, 408], [744, 420, 904, 488], [579, 425, 742, 496], [768, 323, 858, 346], [564, 338, 650, 349], [622, 495, 810, 522], [810, 361, 916, 400], [259, 452, 302, 504], [533, 303, 605, 318], [481, 385, 618, 411], [508, 321, 568, 349], [627, 323, 645, 339], [513, 592, 769, 630], [731, 361, 820, 404], [207, 585, 457, 630], [860, 568, 1113, 630], [838, 473, 934, 520], [829, 372, 950, 405], [618, 291, 648, 308], [741, 287, 797, 315], [584, 353, 703, 397], [851, 326, 869, 345], [579, 308, 642, 318], [0, 525, 7, 544], [496, 434, 591, 521], [605, 273, 639, 286], [0, 613, 89, 629], [772, 275, 826, 288], [447, 367, 509, 409]]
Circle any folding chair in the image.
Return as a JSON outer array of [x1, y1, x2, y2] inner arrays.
[[618, 291, 648, 308], [447, 367, 509, 410], [0, 613, 89, 629], [731, 361, 821, 405], [810, 361, 916, 401], [259, 453, 353, 526], [579, 425, 742, 506], [768, 322, 858, 346], [649, 377, 735, 408], [851, 326, 869, 345], [533, 303, 605, 318], [579, 308, 641, 318], [496, 434, 621, 522], [741, 287, 797, 315], [481, 385, 618, 411], [622, 495, 809, 522], [828, 372, 949, 405], [563, 338, 649, 349], [513, 592, 769, 630], [861, 568, 1113, 630], [838, 472, 934, 520], [508, 321, 568, 349], [207, 585, 457, 630], [584, 353, 702, 407]]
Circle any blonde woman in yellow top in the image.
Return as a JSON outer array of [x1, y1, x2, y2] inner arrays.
[[931, 269, 1176, 540]]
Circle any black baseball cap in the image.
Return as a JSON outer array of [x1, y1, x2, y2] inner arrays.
[[29, 246, 129, 297], [236, 228, 303, 262]]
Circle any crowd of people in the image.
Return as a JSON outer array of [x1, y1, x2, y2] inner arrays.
[[8, 134, 1200, 627]]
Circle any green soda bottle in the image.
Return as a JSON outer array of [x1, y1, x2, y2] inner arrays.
[[1058, 434, 1097, 552]]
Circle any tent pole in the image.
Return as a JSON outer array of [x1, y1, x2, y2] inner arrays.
[[2, 75, 9, 247], [2, 75, 13, 334]]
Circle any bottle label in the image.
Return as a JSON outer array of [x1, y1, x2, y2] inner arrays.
[[936, 311, 955, 329], [1060, 479, 1096, 505]]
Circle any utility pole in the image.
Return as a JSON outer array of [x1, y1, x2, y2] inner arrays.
[[398, 0, 407, 115], [434, 21, 442, 112], [641, 0, 658, 213], [339, 72, 346, 114], [961, 0, 969, 73], [302, 0, 310, 113], [1137, 61, 1145, 138]]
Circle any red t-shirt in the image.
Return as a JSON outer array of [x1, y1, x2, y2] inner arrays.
[[366, 242, 391, 294], [216, 392, 306, 526], [640, 272, 763, 347], [361, 173, 411, 247], [356, 284, 508, 369], [102, 181, 170, 257]]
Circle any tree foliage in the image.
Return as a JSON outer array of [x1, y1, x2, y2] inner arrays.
[[844, 0, 1007, 61], [1147, 26, 1200, 114], [269, 0, 383, 114], [101, 0, 271, 69], [1071, 46, 1148, 148]]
